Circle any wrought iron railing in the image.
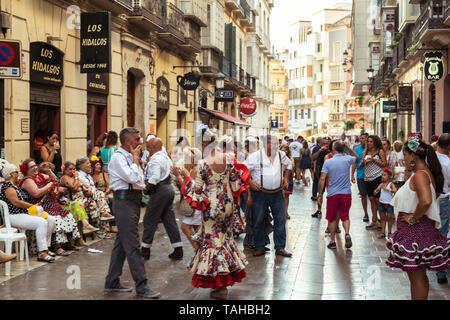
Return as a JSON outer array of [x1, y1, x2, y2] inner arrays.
[[219, 55, 230, 77], [240, 0, 250, 20], [132, 0, 164, 23], [413, 0, 450, 44], [230, 63, 238, 81]]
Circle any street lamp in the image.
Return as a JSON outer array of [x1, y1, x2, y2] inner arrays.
[[215, 72, 225, 89], [366, 65, 374, 79], [343, 50, 348, 60]]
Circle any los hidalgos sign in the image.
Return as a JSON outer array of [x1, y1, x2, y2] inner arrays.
[[424, 51, 444, 83], [240, 97, 257, 117], [30, 42, 63, 86], [80, 12, 111, 73]]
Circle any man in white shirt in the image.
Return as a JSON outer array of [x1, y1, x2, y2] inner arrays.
[[104, 127, 160, 299], [141, 138, 183, 261], [244, 135, 293, 257], [436, 133, 450, 284], [289, 136, 303, 183]]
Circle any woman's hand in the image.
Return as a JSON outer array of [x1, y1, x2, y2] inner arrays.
[[401, 213, 415, 224]]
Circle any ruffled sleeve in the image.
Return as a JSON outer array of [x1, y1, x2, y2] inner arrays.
[[181, 160, 211, 211], [229, 161, 250, 198]]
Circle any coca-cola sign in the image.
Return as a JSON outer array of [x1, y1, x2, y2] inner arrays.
[[240, 97, 257, 117]]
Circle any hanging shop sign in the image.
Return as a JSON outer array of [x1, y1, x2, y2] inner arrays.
[[87, 73, 109, 94], [424, 51, 444, 83], [215, 87, 234, 102], [80, 12, 111, 73], [240, 97, 257, 117], [382, 99, 397, 113], [177, 71, 200, 90], [156, 76, 170, 110], [398, 85, 413, 112], [30, 42, 63, 86], [0, 40, 22, 78]]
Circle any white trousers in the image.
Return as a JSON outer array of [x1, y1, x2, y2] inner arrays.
[[9, 214, 56, 252]]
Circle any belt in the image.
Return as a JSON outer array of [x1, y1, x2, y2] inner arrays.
[[113, 189, 143, 200], [259, 187, 283, 194]]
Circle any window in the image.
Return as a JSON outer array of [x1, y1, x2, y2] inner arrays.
[[319, 85, 323, 95], [294, 51, 297, 58], [296, 68, 299, 78], [302, 87, 306, 98], [308, 108, 311, 119], [302, 66, 306, 77], [333, 42, 341, 63], [317, 43, 322, 53], [320, 64, 323, 72], [295, 110, 298, 120], [301, 109, 304, 119], [333, 99, 341, 113]]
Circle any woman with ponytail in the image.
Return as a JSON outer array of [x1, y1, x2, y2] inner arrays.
[[386, 133, 450, 300]]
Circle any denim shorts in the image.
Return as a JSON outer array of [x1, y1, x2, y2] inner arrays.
[[379, 203, 394, 213]]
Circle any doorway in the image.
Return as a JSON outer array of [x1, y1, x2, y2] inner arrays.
[[30, 104, 60, 160], [87, 104, 107, 153], [127, 71, 136, 127], [156, 109, 167, 146]]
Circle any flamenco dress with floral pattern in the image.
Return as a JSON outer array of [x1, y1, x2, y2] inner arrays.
[[182, 159, 250, 289], [19, 173, 80, 244]]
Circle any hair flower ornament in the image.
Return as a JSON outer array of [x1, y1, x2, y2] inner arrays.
[[19, 163, 27, 174], [90, 155, 100, 162], [407, 137, 420, 153]]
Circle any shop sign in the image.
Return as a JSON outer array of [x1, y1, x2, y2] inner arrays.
[[424, 51, 444, 83], [30, 42, 63, 86], [156, 76, 170, 110], [0, 40, 22, 78], [215, 87, 234, 102], [240, 97, 257, 117], [177, 72, 200, 90], [87, 73, 108, 94], [398, 85, 413, 112], [21, 118, 29, 133], [382, 99, 397, 113], [80, 12, 111, 73]]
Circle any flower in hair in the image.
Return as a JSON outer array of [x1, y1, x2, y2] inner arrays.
[[409, 132, 423, 141], [90, 155, 100, 162], [19, 163, 27, 174], [383, 167, 390, 173], [407, 137, 420, 153]]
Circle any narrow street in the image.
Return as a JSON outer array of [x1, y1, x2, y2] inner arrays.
[[1, 182, 448, 300]]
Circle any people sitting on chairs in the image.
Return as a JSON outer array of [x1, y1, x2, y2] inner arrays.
[[0, 162, 56, 262], [19, 158, 81, 256]]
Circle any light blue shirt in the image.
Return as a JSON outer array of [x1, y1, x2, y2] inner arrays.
[[321, 154, 356, 197], [354, 145, 365, 180]]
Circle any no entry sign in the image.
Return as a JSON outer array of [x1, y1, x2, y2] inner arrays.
[[0, 40, 22, 78]]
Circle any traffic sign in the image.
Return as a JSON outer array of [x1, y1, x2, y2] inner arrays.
[[0, 40, 22, 78]]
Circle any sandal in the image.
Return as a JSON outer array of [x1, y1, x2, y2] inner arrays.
[[363, 216, 369, 222], [38, 252, 55, 263], [46, 250, 56, 257], [365, 223, 378, 230], [378, 233, 386, 239], [55, 248, 70, 256]]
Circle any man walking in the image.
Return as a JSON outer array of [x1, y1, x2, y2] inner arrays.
[[289, 136, 303, 183], [244, 135, 292, 257], [436, 133, 450, 284], [141, 137, 183, 261], [354, 133, 370, 222], [318, 140, 358, 249], [105, 127, 160, 299]]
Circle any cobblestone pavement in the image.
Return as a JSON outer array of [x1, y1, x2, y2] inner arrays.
[[0, 182, 449, 300]]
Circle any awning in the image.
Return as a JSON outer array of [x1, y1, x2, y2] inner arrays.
[[199, 107, 250, 127]]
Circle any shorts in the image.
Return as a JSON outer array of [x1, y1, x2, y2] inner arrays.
[[357, 179, 367, 196], [182, 210, 202, 226], [326, 194, 352, 222], [294, 157, 301, 169], [379, 203, 394, 213], [365, 176, 382, 198]]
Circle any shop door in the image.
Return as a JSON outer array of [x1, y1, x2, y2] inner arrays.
[[157, 109, 167, 147], [87, 104, 107, 152], [127, 71, 136, 127], [30, 104, 60, 160]]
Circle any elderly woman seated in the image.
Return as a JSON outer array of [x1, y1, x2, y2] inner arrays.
[[0, 162, 56, 262], [19, 158, 81, 256], [60, 157, 114, 238]]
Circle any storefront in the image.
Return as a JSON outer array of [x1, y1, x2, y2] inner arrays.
[[29, 41, 63, 160], [87, 73, 108, 152]]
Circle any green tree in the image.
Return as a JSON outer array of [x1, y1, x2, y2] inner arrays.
[[343, 119, 356, 133]]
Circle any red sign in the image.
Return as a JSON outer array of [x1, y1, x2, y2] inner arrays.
[[240, 98, 257, 117]]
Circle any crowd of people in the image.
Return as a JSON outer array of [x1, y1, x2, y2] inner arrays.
[[0, 126, 448, 301]]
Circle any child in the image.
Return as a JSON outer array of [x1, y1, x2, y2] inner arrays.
[[374, 168, 397, 239], [280, 144, 294, 220]]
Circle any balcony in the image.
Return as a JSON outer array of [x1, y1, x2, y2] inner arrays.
[[180, 0, 208, 27], [89, 0, 133, 14], [180, 21, 202, 54], [382, 58, 395, 83], [129, 0, 164, 32], [200, 48, 220, 76], [314, 73, 323, 82], [239, 0, 251, 26], [219, 55, 230, 77], [413, 0, 450, 45], [159, 2, 186, 45], [225, 0, 239, 11]]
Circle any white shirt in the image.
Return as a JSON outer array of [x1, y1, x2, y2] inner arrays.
[[142, 146, 167, 165], [108, 147, 145, 191], [244, 149, 293, 190], [437, 152, 450, 198], [78, 170, 96, 192], [289, 141, 302, 158], [145, 150, 173, 185]]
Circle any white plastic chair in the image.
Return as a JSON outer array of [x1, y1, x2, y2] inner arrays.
[[0, 200, 30, 276]]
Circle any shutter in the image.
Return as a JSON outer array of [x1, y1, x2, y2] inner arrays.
[[225, 23, 232, 59], [231, 26, 236, 64], [30, 83, 60, 107]]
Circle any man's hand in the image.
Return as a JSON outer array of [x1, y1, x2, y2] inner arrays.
[[351, 175, 356, 184], [283, 179, 289, 190], [317, 194, 323, 207], [249, 180, 261, 191], [131, 145, 142, 165]]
